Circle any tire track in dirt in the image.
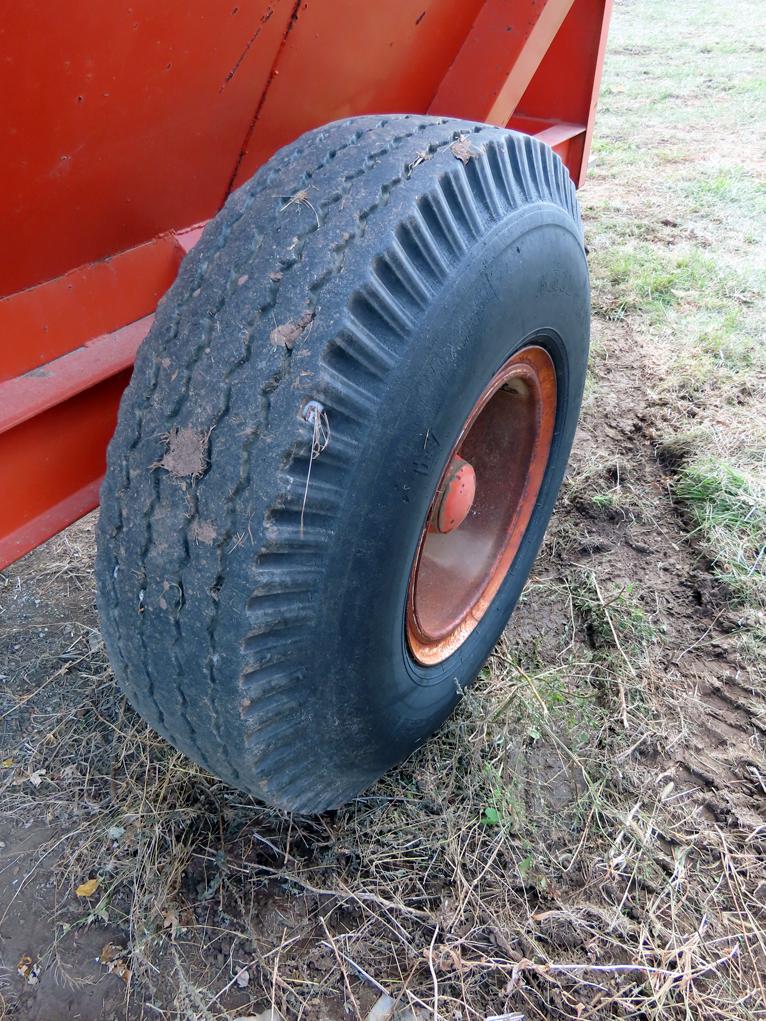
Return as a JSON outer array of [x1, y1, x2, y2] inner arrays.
[[558, 317, 765, 833]]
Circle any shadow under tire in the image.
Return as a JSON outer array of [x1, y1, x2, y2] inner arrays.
[[95, 114, 590, 813]]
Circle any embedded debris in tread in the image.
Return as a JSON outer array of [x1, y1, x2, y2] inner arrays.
[[281, 188, 320, 226], [451, 135, 481, 164], [270, 311, 315, 350], [156, 426, 210, 480], [409, 148, 432, 172]]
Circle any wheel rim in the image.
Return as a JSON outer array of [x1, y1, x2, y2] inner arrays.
[[406, 345, 557, 666]]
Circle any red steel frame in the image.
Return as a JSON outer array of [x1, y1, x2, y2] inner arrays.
[[0, 0, 612, 570]]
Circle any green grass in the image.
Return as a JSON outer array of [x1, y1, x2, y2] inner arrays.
[[674, 456, 766, 607], [591, 243, 751, 322], [480, 761, 526, 832], [587, 109, 765, 350], [590, 489, 624, 512], [586, 0, 766, 666], [571, 572, 658, 661], [655, 306, 766, 406], [564, 458, 645, 520], [685, 167, 766, 215]]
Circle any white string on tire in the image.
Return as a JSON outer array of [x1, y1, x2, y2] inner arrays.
[[300, 400, 330, 536]]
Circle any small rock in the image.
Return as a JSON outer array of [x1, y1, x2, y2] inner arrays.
[[366, 993, 396, 1021], [233, 1011, 284, 1021]]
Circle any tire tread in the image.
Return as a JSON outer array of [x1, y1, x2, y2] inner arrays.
[[96, 115, 581, 811]]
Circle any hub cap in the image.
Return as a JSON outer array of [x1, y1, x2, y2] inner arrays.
[[430, 456, 477, 535], [406, 345, 557, 665]]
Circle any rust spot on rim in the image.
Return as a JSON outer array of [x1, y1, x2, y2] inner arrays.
[[406, 345, 556, 666]]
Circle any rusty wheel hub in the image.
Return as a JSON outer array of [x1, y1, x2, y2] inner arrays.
[[430, 455, 477, 535], [406, 345, 557, 666]]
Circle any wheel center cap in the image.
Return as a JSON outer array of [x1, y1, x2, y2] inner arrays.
[[431, 455, 476, 534]]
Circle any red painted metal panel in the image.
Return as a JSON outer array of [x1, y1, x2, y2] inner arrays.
[[0, 238, 181, 382], [0, 371, 132, 569], [0, 318, 154, 567], [511, 0, 613, 185], [0, 479, 104, 572], [0, 318, 152, 436], [0, 0, 613, 568], [427, 0, 575, 126], [232, 0, 485, 186], [0, 223, 207, 569], [0, 0, 294, 297]]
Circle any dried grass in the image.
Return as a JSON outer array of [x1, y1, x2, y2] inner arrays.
[[2, 529, 763, 1018]]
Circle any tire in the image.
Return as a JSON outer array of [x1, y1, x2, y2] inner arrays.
[[96, 114, 589, 813]]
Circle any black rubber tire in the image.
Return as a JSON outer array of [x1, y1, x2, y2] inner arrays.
[[96, 114, 589, 813]]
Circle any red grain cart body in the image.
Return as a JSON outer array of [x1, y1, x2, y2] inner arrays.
[[1, 1, 612, 811], [0, 0, 610, 569]]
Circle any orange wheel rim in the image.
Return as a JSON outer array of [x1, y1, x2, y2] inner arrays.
[[406, 345, 557, 666]]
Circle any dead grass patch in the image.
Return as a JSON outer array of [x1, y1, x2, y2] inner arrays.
[[2, 548, 763, 1018]]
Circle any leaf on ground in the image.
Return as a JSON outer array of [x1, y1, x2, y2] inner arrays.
[[17, 955, 40, 984], [517, 854, 534, 878], [14, 768, 47, 787], [162, 907, 180, 938], [111, 959, 131, 983], [76, 877, 100, 898], [99, 943, 131, 982], [235, 967, 251, 988]]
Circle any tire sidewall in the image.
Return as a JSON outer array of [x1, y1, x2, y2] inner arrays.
[[308, 205, 590, 777]]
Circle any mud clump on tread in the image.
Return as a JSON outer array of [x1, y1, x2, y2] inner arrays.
[[190, 519, 217, 545], [269, 311, 315, 350], [155, 426, 210, 481]]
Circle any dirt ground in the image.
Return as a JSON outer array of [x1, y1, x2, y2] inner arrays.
[[2, 1, 765, 1018]]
